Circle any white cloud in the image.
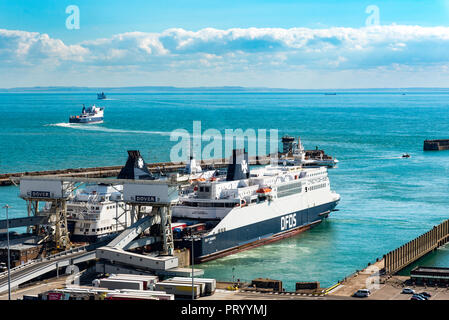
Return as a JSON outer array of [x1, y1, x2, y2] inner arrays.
[[3, 25, 449, 87], [0, 29, 88, 64]]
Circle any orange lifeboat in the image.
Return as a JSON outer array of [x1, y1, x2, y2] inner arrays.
[[256, 187, 272, 194]]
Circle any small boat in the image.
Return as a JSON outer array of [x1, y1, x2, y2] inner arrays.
[[69, 104, 104, 124], [402, 153, 411, 158], [97, 92, 106, 100]]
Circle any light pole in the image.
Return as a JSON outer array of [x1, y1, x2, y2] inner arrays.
[[191, 235, 194, 300], [3, 204, 11, 301]]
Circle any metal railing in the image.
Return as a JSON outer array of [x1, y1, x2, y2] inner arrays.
[[0, 245, 88, 278]]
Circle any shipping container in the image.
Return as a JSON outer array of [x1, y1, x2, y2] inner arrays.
[[155, 282, 201, 298], [162, 279, 206, 296], [108, 274, 159, 290], [99, 278, 144, 290], [169, 277, 216, 295]]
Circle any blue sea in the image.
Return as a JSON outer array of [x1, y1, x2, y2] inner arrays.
[[1, 91, 449, 290]]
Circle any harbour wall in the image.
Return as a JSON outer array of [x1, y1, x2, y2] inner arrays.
[[423, 139, 449, 151], [0, 155, 273, 187], [384, 219, 449, 275]]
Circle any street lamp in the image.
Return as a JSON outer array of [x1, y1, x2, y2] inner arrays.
[[191, 235, 195, 300], [3, 204, 11, 301]]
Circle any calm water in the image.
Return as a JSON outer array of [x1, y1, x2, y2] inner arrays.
[[1, 91, 449, 290]]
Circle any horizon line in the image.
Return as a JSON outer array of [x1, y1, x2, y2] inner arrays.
[[2, 85, 449, 92]]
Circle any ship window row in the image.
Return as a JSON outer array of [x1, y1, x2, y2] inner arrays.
[[278, 187, 302, 198], [106, 205, 116, 210], [199, 186, 210, 193], [82, 226, 113, 232], [309, 183, 327, 191], [277, 182, 302, 192], [183, 201, 235, 208]]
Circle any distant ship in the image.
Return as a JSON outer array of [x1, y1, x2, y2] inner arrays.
[[97, 92, 106, 100], [69, 105, 104, 124]]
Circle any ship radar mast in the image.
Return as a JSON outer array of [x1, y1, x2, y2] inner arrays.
[[293, 136, 306, 166], [185, 138, 202, 174]]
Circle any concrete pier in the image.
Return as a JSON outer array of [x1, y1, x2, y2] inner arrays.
[[328, 218, 449, 297], [384, 219, 449, 275]]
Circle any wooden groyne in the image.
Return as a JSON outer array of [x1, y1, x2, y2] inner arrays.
[[0, 155, 272, 187], [384, 219, 449, 275]]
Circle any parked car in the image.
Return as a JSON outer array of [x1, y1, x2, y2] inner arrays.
[[411, 294, 426, 300], [419, 292, 431, 298], [353, 289, 371, 298], [402, 288, 415, 294]]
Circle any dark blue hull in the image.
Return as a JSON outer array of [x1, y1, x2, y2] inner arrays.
[[69, 116, 103, 124], [70, 232, 117, 243], [176, 200, 339, 263]]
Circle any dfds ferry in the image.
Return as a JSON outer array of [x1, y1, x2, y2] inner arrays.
[[173, 149, 341, 263], [69, 105, 104, 124]]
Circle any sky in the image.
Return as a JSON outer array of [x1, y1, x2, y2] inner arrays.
[[2, 0, 449, 88]]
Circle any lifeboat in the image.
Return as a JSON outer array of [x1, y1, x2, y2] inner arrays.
[[256, 187, 272, 194], [209, 177, 217, 181]]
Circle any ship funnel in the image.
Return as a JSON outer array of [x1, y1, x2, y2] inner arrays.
[[117, 150, 155, 180], [184, 139, 202, 174], [226, 149, 250, 181]]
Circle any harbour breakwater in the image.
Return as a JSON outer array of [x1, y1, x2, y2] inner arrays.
[[0, 155, 273, 186]]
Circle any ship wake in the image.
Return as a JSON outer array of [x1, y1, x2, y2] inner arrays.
[[45, 123, 171, 136]]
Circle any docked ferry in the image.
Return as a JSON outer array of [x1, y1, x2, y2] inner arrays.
[[69, 105, 104, 124], [66, 184, 132, 242], [280, 136, 339, 168], [172, 149, 340, 263]]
